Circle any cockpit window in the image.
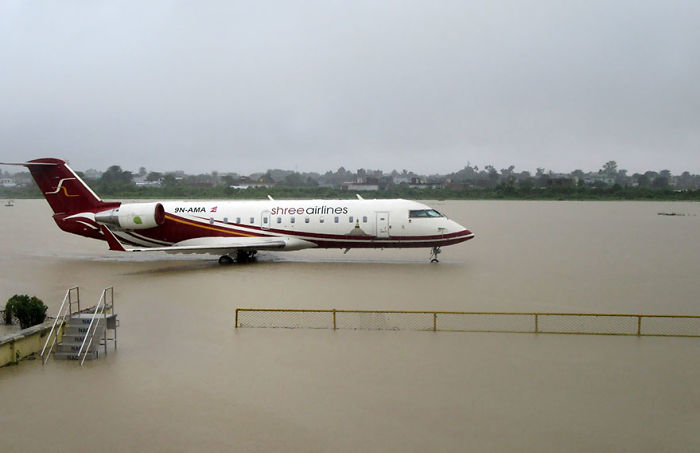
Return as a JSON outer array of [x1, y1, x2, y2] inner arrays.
[[409, 209, 444, 218]]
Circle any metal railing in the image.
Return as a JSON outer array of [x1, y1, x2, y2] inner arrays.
[[234, 309, 700, 338], [77, 287, 114, 366], [41, 287, 80, 365]]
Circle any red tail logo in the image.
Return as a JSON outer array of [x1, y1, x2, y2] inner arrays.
[[46, 178, 80, 197]]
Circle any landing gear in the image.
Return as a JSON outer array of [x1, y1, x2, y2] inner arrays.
[[218, 255, 234, 265], [218, 250, 258, 265], [429, 246, 442, 263], [235, 250, 257, 263]]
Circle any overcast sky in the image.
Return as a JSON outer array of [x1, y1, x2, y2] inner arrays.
[[2, 0, 699, 175]]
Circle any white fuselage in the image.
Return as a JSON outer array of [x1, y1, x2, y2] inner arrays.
[[114, 198, 472, 250]]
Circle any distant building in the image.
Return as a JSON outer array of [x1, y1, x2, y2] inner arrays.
[[1, 178, 17, 188], [233, 176, 275, 189], [547, 177, 576, 187], [392, 175, 411, 185], [135, 180, 162, 187], [83, 169, 102, 179], [343, 182, 379, 191]]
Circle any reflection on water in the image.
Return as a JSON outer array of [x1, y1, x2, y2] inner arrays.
[[1, 200, 699, 452]]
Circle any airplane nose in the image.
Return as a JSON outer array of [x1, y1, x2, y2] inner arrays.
[[450, 220, 475, 241]]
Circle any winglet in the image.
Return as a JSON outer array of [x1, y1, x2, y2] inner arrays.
[[99, 225, 127, 252]]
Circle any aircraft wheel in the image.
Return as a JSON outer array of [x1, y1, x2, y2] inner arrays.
[[235, 250, 257, 263], [430, 258, 439, 263], [218, 255, 234, 265]]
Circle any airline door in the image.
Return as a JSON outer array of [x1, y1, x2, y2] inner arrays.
[[376, 212, 390, 238]]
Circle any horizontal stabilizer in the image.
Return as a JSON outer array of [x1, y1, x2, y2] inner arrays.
[[0, 161, 58, 166], [99, 225, 127, 252]]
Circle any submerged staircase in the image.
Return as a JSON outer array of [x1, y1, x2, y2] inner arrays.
[[54, 312, 116, 361], [41, 287, 118, 366]]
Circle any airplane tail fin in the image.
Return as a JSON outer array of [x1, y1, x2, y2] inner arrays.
[[1, 158, 111, 214]]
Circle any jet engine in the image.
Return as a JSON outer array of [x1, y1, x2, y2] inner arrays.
[[95, 202, 166, 230]]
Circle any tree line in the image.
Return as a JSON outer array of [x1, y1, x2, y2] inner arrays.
[[2, 160, 699, 200]]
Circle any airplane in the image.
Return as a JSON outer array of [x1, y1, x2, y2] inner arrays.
[[1, 158, 474, 264]]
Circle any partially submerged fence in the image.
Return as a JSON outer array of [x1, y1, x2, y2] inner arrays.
[[235, 309, 700, 337]]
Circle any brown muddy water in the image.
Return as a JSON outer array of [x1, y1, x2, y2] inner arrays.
[[1, 200, 699, 452]]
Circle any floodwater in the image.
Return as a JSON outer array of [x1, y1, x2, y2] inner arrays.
[[1, 200, 699, 452]]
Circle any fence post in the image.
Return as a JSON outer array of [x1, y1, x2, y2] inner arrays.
[[637, 316, 642, 336], [433, 313, 437, 332], [534, 314, 539, 333], [234, 309, 239, 329], [332, 310, 337, 330]]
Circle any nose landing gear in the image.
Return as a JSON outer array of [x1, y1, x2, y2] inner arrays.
[[430, 246, 441, 263]]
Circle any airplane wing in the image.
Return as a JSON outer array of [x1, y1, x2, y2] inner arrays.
[[99, 225, 288, 254]]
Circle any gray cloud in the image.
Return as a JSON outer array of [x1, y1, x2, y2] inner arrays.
[[2, 0, 699, 174]]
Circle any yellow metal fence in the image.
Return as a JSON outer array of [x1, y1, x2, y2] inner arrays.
[[234, 309, 700, 337]]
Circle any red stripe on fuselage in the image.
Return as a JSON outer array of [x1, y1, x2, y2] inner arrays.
[[128, 212, 474, 249], [307, 235, 474, 249], [193, 216, 473, 242]]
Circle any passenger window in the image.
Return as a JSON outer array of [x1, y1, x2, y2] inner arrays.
[[334, 216, 339, 223], [362, 216, 368, 223], [235, 217, 241, 224], [291, 217, 295, 224], [276, 217, 282, 224], [250, 217, 254, 224], [263, 217, 268, 224], [305, 217, 310, 223], [209, 218, 214, 225], [223, 217, 228, 223], [319, 217, 325, 223], [349, 216, 354, 223]]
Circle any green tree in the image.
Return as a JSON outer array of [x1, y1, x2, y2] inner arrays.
[[146, 171, 163, 182], [634, 173, 649, 187], [652, 176, 669, 189], [99, 165, 133, 193], [602, 161, 618, 176], [5, 295, 48, 329], [283, 173, 305, 186], [162, 174, 178, 187]]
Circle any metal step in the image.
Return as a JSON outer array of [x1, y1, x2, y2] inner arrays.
[[53, 351, 99, 361], [56, 342, 101, 353], [64, 323, 105, 336], [71, 313, 110, 319], [60, 330, 105, 345], [66, 317, 106, 327]]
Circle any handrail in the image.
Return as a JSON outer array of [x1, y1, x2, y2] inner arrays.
[[41, 287, 79, 365], [69, 287, 80, 314], [78, 287, 113, 366], [235, 308, 700, 318], [234, 308, 700, 337]]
